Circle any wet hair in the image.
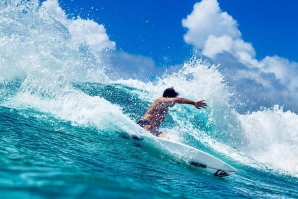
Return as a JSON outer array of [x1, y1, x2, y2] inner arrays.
[[163, 87, 179, 98]]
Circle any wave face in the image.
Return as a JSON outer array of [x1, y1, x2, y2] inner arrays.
[[0, 1, 297, 198]]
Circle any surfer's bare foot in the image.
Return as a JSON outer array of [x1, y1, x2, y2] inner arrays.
[[157, 133, 169, 139]]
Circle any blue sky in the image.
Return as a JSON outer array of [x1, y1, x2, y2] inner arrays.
[[57, 0, 298, 66], [42, 0, 298, 112]]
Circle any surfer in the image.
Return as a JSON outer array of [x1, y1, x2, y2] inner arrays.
[[137, 87, 207, 138]]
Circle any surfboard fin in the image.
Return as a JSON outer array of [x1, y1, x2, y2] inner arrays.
[[214, 170, 229, 177]]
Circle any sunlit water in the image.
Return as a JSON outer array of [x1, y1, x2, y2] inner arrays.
[[0, 1, 297, 198]]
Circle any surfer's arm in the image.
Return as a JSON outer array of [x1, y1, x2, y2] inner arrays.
[[163, 98, 207, 109]]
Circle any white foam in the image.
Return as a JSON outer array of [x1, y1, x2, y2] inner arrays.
[[1, 0, 298, 178], [119, 58, 298, 177], [238, 106, 298, 176]]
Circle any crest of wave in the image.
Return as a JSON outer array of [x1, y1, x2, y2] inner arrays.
[[238, 106, 298, 176], [121, 57, 242, 141], [0, 0, 137, 134], [156, 58, 298, 176], [0, 0, 111, 84]]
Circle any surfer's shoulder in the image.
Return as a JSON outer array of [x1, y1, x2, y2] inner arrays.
[[156, 97, 175, 103], [154, 97, 179, 107]]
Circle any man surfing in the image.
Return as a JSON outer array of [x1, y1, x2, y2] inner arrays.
[[137, 87, 207, 138]]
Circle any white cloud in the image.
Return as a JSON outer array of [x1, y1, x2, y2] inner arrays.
[[182, 0, 255, 61], [182, 0, 240, 46], [202, 34, 233, 57], [42, 0, 115, 53], [67, 19, 115, 53], [183, 0, 298, 112], [41, 0, 166, 81], [258, 56, 298, 91]]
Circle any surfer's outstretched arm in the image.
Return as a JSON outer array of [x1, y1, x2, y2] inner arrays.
[[163, 98, 207, 109]]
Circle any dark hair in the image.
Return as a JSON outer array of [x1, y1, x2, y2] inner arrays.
[[163, 87, 179, 98]]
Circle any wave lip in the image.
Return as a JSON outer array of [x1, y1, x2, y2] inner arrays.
[[0, 0, 297, 179]]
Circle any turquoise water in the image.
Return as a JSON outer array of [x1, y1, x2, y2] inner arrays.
[[1, 1, 298, 198]]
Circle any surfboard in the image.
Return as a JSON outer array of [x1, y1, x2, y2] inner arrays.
[[132, 133, 237, 177]]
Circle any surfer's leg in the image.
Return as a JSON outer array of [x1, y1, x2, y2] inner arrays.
[[137, 121, 168, 139], [137, 120, 153, 131]]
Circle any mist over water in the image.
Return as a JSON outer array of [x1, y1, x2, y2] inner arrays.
[[1, 1, 298, 198]]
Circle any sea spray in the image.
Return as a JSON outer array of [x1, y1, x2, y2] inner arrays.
[[1, 0, 297, 180], [0, 0, 138, 134], [238, 106, 298, 176], [117, 57, 243, 144], [1, 1, 298, 198], [0, 0, 111, 85], [116, 57, 298, 177]]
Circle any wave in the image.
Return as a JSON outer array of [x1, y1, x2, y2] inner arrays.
[[0, 0, 297, 178]]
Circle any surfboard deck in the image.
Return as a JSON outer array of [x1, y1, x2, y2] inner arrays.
[[132, 132, 237, 177]]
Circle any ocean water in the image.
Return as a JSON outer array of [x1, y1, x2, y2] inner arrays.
[[1, 1, 298, 198]]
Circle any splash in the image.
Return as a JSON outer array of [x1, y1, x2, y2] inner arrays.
[[238, 106, 298, 175], [117, 58, 298, 177], [1, 0, 297, 178], [0, 0, 135, 133], [0, 0, 112, 84]]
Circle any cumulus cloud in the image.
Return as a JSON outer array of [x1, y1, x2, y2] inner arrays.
[[42, 0, 115, 53], [41, 0, 163, 80], [67, 19, 115, 53], [182, 0, 240, 45], [182, 0, 255, 64], [258, 56, 298, 89], [182, 0, 298, 112], [202, 35, 232, 57]]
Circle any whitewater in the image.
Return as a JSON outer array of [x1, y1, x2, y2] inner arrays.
[[0, 1, 297, 198]]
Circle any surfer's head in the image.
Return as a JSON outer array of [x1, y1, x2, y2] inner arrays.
[[163, 87, 179, 98]]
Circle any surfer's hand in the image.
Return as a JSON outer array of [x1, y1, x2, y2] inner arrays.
[[194, 100, 207, 109]]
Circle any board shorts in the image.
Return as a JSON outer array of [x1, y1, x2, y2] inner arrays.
[[137, 120, 162, 137]]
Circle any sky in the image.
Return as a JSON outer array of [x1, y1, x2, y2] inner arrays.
[[55, 0, 298, 65], [41, 0, 298, 113]]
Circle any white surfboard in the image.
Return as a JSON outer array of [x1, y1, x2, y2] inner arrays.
[[132, 133, 237, 177]]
